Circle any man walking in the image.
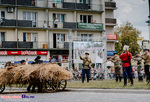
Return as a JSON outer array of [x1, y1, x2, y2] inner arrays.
[[79, 52, 92, 83], [109, 52, 122, 82], [141, 49, 150, 82], [119, 45, 133, 86]]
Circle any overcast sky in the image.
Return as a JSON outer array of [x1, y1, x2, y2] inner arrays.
[[114, 0, 149, 40]]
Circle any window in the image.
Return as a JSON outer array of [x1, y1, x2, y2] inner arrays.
[[53, 14, 65, 22], [56, 34, 65, 42], [81, 34, 92, 41], [0, 32, 5, 42], [0, 11, 5, 19], [23, 12, 36, 27], [23, 33, 37, 42], [80, 15, 92, 23]]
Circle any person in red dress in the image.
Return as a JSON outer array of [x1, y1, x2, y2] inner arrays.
[[119, 45, 133, 86]]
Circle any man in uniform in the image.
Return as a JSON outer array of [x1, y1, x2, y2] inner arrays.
[[132, 51, 143, 81], [109, 52, 122, 82], [141, 49, 150, 82], [119, 45, 133, 86], [79, 52, 92, 83]]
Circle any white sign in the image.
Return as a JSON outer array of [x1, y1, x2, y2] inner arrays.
[[73, 42, 104, 63]]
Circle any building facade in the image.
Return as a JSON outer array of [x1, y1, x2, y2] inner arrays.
[[0, 0, 117, 68]]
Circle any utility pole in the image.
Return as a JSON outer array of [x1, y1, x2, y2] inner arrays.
[[103, 31, 107, 79], [145, 0, 150, 49], [68, 29, 72, 70]]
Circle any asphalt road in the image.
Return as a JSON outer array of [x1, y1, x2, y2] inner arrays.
[[1, 88, 150, 102]]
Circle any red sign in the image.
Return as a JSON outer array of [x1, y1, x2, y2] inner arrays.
[[0, 51, 48, 55], [107, 34, 117, 40]]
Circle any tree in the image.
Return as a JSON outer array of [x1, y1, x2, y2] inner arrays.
[[115, 22, 141, 56]]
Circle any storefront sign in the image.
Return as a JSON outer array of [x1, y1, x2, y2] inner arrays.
[[107, 34, 117, 40], [107, 51, 118, 56], [0, 51, 48, 55], [78, 23, 103, 30]]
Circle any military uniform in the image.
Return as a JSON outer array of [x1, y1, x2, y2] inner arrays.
[[80, 55, 92, 83], [141, 51, 150, 81], [110, 56, 122, 82], [132, 56, 143, 81]]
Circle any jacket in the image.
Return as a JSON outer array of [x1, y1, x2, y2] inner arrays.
[[80, 56, 92, 69], [119, 52, 132, 67]]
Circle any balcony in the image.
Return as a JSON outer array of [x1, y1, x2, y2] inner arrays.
[[0, 19, 32, 27], [105, 18, 117, 26], [0, 41, 69, 49], [0, 0, 103, 12], [105, 1, 117, 10]]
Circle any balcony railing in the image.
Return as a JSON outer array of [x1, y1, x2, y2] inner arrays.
[[105, 1, 116, 9], [0, 41, 70, 49], [0, 0, 103, 11], [0, 19, 32, 27], [0, 20, 104, 30], [105, 18, 117, 26]]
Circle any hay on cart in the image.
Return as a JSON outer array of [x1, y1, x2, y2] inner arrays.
[[0, 63, 73, 87]]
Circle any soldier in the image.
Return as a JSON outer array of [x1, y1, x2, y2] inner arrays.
[[119, 45, 133, 86], [79, 52, 92, 83], [132, 51, 143, 81], [141, 49, 150, 82], [109, 52, 122, 82]]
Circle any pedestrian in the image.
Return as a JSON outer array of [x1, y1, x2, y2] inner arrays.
[[54, 18, 58, 28], [141, 49, 150, 82], [119, 45, 133, 86], [79, 52, 92, 83], [109, 52, 122, 82]]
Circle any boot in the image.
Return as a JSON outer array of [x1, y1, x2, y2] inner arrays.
[[124, 78, 127, 86], [82, 77, 85, 83], [119, 76, 122, 82], [87, 76, 89, 83], [130, 78, 133, 86], [116, 76, 118, 82]]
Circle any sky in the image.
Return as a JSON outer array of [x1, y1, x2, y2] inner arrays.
[[114, 0, 149, 40]]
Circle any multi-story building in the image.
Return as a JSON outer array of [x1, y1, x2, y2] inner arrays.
[[0, 0, 117, 68]]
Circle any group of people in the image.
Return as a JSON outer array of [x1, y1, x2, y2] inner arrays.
[[79, 45, 150, 86], [72, 68, 105, 81]]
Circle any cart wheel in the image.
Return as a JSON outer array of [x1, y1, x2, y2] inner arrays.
[[58, 80, 67, 91], [0, 85, 5, 93], [44, 79, 58, 92]]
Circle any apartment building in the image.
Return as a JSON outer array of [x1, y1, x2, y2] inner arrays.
[[0, 0, 117, 68]]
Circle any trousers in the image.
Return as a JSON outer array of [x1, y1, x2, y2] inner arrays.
[[123, 66, 133, 85], [82, 69, 90, 83]]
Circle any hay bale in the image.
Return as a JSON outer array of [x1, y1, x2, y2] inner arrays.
[[0, 63, 73, 87]]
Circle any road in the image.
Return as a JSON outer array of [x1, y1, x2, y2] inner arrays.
[[0, 88, 150, 102]]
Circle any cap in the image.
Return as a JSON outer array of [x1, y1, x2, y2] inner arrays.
[[85, 52, 89, 55], [20, 60, 26, 64], [143, 49, 149, 52], [113, 52, 118, 55]]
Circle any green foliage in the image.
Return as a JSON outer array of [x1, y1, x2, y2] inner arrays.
[[115, 22, 141, 56]]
